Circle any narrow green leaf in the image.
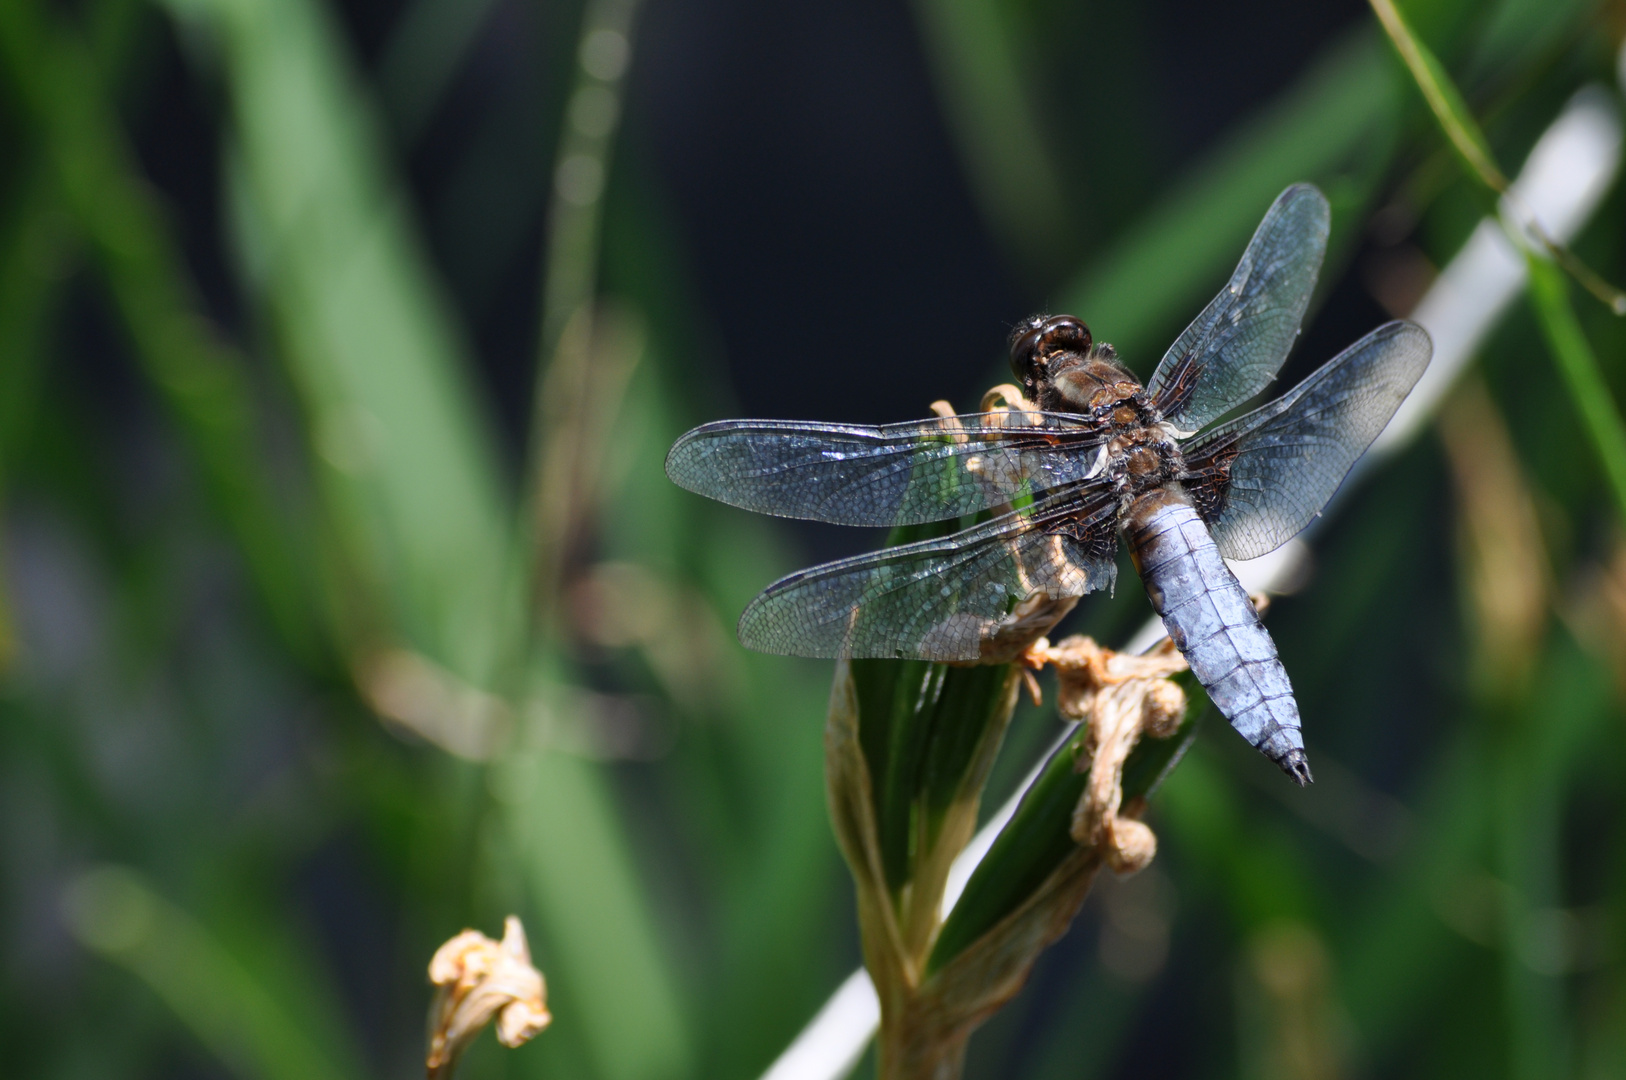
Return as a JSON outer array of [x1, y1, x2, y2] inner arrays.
[[1369, 0, 1626, 313], [1059, 31, 1400, 369], [498, 745, 696, 1080], [64, 868, 362, 1080], [0, 162, 68, 662], [1368, 0, 1509, 192], [843, 517, 1026, 899], [376, 0, 502, 142], [853, 657, 940, 892], [928, 677, 1203, 972], [160, 0, 516, 684], [1524, 253, 1626, 521], [852, 658, 1019, 892], [908, 0, 1073, 272], [152, 6, 696, 1080], [0, 0, 325, 667], [0, 161, 69, 459], [527, 0, 644, 630]]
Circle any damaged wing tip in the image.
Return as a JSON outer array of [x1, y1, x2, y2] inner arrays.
[[1280, 749, 1314, 786]]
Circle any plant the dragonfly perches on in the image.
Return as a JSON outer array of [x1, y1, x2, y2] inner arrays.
[[668, 185, 1431, 1076], [822, 627, 1201, 1077]]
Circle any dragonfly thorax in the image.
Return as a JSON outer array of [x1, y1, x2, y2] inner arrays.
[[1102, 421, 1184, 504]]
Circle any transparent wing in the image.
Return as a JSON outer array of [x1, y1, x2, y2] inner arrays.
[[666, 412, 1103, 526], [1184, 321, 1432, 561], [1146, 184, 1330, 433], [737, 490, 1119, 660]]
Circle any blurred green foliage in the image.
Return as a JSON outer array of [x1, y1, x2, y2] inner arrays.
[[2, 0, 1626, 1079]]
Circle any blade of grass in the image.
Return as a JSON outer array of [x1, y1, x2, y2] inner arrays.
[[161, 0, 516, 684], [1372, 87, 1621, 459], [156, 2, 695, 1077], [527, 0, 641, 622], [0, 0, 326, 669], [582, 190, 845, 1070], [0, 159, 73, 667], [1338, 635, 1613, 1058], [498, 741, 695, 1080], [907, 0, 1073, 274], [0, 0, 148, 667], [375, 0, 503, 142], [1525, 253, 1626, 520], [0, 160, 71, 463], [64, 867, 363, 1080], [505, 0, 696, 1073], [1369, 0, 1509, 191]]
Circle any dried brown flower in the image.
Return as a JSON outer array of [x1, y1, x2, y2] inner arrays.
[[1026, 635, 1189, 873], [426, 916, 551, 1079]]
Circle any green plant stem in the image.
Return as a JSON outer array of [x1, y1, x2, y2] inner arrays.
[[1368, 0, 1508, 192], [524, 0, 642, 627], [1525, 254, 1626, 521]]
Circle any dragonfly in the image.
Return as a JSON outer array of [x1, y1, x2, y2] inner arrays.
[[666, 185, 1431, 784]]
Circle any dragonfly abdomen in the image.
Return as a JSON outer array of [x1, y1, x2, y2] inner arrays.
[[1123, 488, 1312, 785]]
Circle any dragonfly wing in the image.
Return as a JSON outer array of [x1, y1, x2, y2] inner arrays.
[[1183, 321, 1432, 561], [737, 490, 1119, 660], [666, 412, 1102, 526], [1147, 184, 1330, 433]]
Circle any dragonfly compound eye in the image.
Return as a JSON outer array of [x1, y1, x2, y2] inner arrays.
[[1008, 314, 1092, 385]]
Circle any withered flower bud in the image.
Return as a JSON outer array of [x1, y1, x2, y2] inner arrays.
[[426, 916, 551, 1079], [1024, 635, 1188, 875]]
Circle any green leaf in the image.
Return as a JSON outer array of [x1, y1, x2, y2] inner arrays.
[[149, 5, 697, 1079], [0, 0, 326, 666], [1525, 253, 1626, 521], [1368, 0, 1508, 192], [1368, 0, 1626, 313], [852, 658, 1021, 893], [498, 744, 696, 1080], [63, 867, 363, 1080], [907, 0, 1074, 273], [160, 0, 517, 685], [928, 675, 1203, 972], [833, 516, 1028, 923]]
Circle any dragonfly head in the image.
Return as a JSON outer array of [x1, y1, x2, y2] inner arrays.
[[1008, 314, 1091, 389], [1009, 314, 1137, 414]]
